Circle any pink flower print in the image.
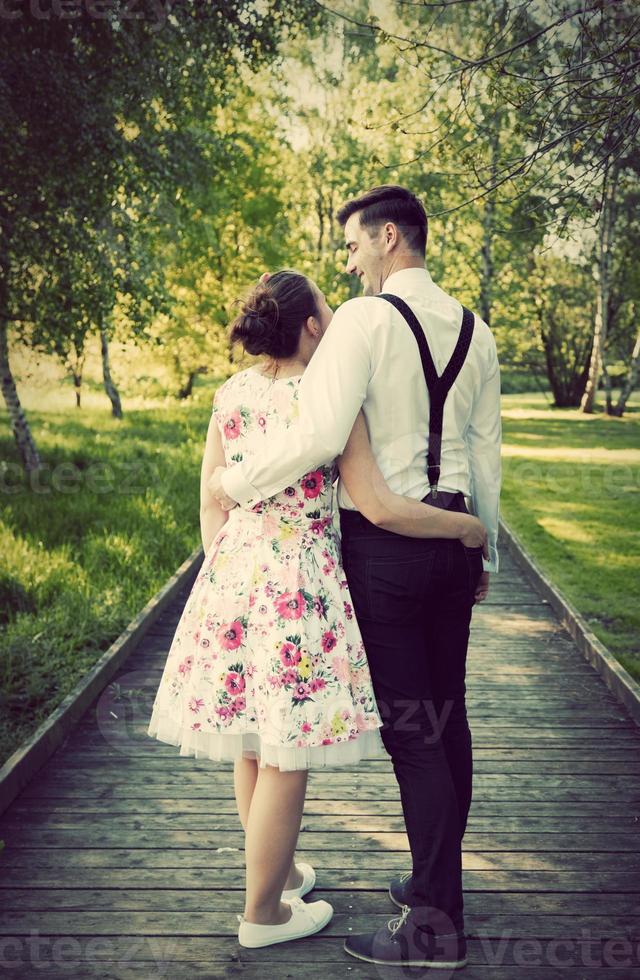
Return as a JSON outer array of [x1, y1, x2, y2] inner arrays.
[[217, 620, 244, 650], [248, 593, 256, 608], [282, 668, 298, 685], [216, 705, 231, 721], [311, 518, 330, 536], [275, 591, 304, 620], [301, 721, 312, 734], [191, 722, 202, 731], [322, 631, 337, 653], [189, 697, 205, 714], [312, 596, 325, 618], [301, 470, 324, 499], [322, 737, 334, 745], [309, 677, 326, 693], [225, 672, 246, 696], [235, 695, 246, 711], [331, 655, 350, 683], [245, 663, 256, 678], [341, 709, 351, 721], [257, 413, 267, 430], [227, 700, 238, 716], [267, 674, 282, 690], [200, 637, 210, 648], [322, 548, 335, 568], [280, 642, 302, 667], [193, 630, 200, 645], [284, 486, 296, 498], [343, 601, 353, 620], [224, 411, 242, 439], [258, 604, 267, 615], [292, 682, 311, 701], [178, 655, 193, 675]]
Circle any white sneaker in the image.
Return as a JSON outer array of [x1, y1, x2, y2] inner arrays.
[[238, 896, 333, 948], [282, 862, 316, 900]]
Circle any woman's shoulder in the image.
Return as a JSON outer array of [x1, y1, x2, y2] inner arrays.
[[212, 368, 258, 407]]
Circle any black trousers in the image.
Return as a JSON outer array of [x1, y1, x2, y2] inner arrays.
[[339, 493, 483, 933]]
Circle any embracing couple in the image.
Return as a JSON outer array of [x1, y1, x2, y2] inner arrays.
[[147, 184, 501, 969]]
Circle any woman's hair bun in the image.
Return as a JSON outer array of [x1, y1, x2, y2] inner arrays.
[[229, 270, 318, 360]]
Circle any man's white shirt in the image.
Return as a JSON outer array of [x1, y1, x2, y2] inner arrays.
[[221, 267, 502, 572]]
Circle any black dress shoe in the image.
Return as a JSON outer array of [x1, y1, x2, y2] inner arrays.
[[344, 904, 468, 969], [389, 870, 416, 908]]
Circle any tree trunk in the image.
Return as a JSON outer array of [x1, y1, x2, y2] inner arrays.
[[580, 161, 619, 413], [479, 195, 495, 328], [478, 120, 500, 328], [100, 328, 123, 419], [611, 328, 640, 417], [0, 319, 42, 472], [177, 366, 207, 399], [72, 370, 82, 409]]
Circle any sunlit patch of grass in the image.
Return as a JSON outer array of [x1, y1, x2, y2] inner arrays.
[[500, 394, 640, 682], [0, 391, 217, 765]]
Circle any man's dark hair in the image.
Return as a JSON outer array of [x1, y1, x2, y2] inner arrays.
[[336, 184, 428, 256]]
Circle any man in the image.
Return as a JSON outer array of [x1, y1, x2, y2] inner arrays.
[[210, 184, 501, 969]]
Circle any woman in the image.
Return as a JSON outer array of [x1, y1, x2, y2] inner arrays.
[[147, 269, 487, 949]]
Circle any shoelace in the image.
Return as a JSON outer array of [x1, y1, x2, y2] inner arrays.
[[387, 903, 411, 937], [399, 871, 412, 884]]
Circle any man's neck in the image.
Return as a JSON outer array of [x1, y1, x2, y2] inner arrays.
[[381, 257, 426, 287]]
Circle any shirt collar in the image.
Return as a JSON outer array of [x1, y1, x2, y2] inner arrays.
[[381, 266, 434, 294]]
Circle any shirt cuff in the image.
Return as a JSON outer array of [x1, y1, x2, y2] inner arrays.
[[483, 545, 499, 574], [220, 465, 263, 510]]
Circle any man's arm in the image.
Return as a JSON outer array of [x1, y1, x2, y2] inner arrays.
[[220, 298, 373, 508], [466, 331, 502, 573]]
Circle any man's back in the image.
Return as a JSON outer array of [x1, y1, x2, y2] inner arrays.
[[333, 267, 502, 571]]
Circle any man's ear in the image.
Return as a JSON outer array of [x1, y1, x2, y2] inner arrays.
[[384, 221, 399, 250]]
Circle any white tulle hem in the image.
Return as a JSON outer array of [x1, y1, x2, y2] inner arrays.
[[147, 707, 388, 771]]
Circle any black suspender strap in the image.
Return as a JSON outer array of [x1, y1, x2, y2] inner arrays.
[[377, 293, 475, 498]]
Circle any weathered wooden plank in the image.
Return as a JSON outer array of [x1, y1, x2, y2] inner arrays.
[[1, 909, 639, 941], [2, 813, 636, 835], [1, 948, 635, 980], [0, 867, 635, 893], [6, 798, 636, 817], [2, 827, 638, 853], [0, 847, 635, 872], [42, 752, 640, 775], [2, 888, 638, 916], [19, 772, 640, 803]]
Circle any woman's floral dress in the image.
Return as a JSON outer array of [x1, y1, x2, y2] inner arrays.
[[147, 366, 385, 770]]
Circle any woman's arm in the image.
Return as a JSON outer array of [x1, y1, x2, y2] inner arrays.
[[200, 410, 230, 553], [337, 411, 488, 552]]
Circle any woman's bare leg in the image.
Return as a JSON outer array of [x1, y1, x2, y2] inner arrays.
[[243, 764, 308, 924], [234, 755, 259, 830], [234, 755, 304, 891]]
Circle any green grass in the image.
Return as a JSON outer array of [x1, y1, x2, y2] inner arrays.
[[0, 383, 638, 768], [0, 381, 223, 767], [500, 392, 640, 682]]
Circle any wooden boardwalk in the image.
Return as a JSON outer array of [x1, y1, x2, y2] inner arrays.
[[1, 547, 639, 978]]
